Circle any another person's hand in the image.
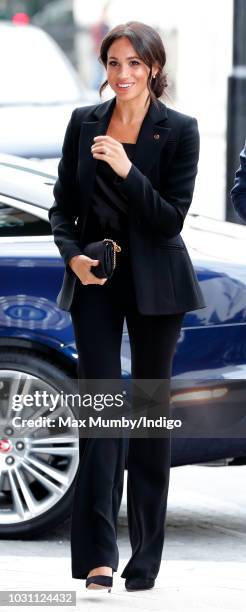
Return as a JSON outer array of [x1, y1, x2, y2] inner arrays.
[[69, 254, 107, 285], [91, 135, 132, 178]]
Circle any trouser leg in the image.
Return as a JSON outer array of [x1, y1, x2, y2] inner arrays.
[[121, 310, 185, 579], [69, 278, 126, 579]]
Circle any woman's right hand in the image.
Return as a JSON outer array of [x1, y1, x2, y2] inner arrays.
[[68, 255, 107, 285]]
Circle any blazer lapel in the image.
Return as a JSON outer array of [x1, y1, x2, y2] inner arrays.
[[78, 99, 116, 224], [128, 98, 171, 176]]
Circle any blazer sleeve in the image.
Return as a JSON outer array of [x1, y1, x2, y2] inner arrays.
[[230, 142, 246, 222], [48, 108, 83, 267], [113, 116, 200, 238]]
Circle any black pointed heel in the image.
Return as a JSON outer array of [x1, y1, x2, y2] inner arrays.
[[86, 574, 113, 592], [125, 577, 155, 591]]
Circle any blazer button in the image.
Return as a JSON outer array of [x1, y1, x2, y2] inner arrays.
[[154, 133, 160, 140]]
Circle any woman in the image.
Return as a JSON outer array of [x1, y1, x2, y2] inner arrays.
[[49, 21, 206, 593]]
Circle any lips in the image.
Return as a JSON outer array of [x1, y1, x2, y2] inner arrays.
[[116, 83, 134, 89]]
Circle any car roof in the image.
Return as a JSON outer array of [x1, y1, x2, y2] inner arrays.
[[0, 155, 57, 210], [0, 20, 67, 41]]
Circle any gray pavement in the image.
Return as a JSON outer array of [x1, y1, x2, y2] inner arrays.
[[0, 464, 246, 611]]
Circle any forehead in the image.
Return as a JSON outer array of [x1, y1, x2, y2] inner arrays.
[[108, 36, 139, 58]]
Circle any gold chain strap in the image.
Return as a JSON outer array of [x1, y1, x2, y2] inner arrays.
[[103, 238, 121, 270]]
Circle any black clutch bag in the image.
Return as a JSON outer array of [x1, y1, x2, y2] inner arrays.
[[83, 238, 122, 279]]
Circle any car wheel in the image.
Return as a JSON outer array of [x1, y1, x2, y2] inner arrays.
[[0, 348, 79, 539]]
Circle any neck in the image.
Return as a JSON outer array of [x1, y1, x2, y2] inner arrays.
[[114, 91, 151, 124]]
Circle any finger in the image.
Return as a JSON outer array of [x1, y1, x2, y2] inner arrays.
[[92, 140, 118, 151], [92, 152, 111, 160], [92, 141, 118, 151], [89, 259, 99, 266], [82, 255, 98, 264], [91, 144, 113, 155], [94, 275, 107, 284], [94, 135, 117, 144]]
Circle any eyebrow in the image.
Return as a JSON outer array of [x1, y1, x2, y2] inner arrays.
[[108, 56, 141, 60]]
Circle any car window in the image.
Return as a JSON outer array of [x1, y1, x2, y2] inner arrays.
[[0, 202, 51, 237], [0, 25, 82, 104]]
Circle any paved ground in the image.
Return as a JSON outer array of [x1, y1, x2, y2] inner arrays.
[[0, 464, 246, 611]]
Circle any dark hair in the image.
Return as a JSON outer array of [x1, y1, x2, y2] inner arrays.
[[98, 21, 168, 107]]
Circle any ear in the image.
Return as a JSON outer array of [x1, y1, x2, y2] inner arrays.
[[152, 63, 160, 78]]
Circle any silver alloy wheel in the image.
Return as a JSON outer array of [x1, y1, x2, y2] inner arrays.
[[0, 370, 79, 525]]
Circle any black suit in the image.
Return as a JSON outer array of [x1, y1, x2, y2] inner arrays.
[[49, 95, 206, 314], [49, 96, 206, 581]]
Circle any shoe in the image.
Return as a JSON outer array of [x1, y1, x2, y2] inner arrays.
[[125, 577, 155, 591], [86, 574, 113, 593]]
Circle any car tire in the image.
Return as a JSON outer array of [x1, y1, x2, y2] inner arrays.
[[0, 348, 79, 539]]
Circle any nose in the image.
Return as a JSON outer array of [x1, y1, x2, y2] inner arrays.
[[117, 66, 131, 80]]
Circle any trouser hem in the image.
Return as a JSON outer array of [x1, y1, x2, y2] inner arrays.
[[72, 564, 118, 580]]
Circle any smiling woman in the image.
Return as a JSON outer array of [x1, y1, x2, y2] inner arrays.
[[49, 19, 206, 594], [99, 21, 168, 107]]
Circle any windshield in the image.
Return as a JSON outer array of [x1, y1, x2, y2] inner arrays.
[[0, 25, 83, 105]]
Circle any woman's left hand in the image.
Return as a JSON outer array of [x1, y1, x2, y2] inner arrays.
[[91, 135, 132, 179]]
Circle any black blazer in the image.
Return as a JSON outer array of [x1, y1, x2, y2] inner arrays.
[[230, 141, 246, 222], [49, 95, 206, 314]]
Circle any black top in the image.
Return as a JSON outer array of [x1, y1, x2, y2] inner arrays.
[[83, 143, 136, 257]]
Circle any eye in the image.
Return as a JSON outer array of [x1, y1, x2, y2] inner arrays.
[[108, 60, 140, 66]]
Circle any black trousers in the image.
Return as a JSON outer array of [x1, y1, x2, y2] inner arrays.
[[69, 254, 185, 580]]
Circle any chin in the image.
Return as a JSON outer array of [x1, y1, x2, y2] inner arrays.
[[116, 89, 142, 100]]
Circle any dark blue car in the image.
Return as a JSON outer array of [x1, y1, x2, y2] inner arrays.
[[0, 155, 245, 538]]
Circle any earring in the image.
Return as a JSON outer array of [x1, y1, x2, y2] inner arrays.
[[152, 74, 157, 79]]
